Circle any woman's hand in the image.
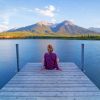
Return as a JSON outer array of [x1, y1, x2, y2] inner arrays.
[[40, 66, 46, 71], [58, 68, 62, 71], [55, 68, 62, 71]]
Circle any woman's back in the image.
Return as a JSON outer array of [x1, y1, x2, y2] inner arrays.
[[44, 52, 59, 70], [43, 44, 60, 70]]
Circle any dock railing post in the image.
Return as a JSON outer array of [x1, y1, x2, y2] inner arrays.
[[16, 44, 19, 72], [81, 44, 84, 71]]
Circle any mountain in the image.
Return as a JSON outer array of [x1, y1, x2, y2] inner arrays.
[[8, 20, 96, 34], [88, 27, 100, 33], [8, 21, 53, 34], [51, 20, 95, 34]]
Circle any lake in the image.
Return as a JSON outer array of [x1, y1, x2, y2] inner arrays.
[[0, 39, 100, 89]]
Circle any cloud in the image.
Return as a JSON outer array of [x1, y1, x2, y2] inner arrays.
[[0, 15, 9, 32], [35, 5, 56, 17], [69, 19, 75, 24], [21, 7, 34, 12], [0, 24, 8, 32], [19, 6, 57, 23], [0, 9, 18, 32], [93, 21, 100, 28], [51, 18, 56, 23], [0, 6, 57, 32]]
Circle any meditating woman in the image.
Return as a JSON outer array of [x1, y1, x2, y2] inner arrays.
[[43, 44, 61, 70]]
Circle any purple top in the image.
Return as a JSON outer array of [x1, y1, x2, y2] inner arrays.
[[44, 52, 59, 70]]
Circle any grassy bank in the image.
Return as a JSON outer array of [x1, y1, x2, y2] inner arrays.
[[0, 31, 100, 40]]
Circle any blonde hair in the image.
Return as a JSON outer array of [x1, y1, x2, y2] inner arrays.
[[47, 44, 53, 53]]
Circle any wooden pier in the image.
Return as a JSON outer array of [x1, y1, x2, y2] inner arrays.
[[0, 62, 100, 100]]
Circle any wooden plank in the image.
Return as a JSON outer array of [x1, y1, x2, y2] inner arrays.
[[2, 87, 98, 92], [5, 83, 95, 87], [0, 62, 100, 100], [0, 96, 100, 100], [12, 77, 89, 80], [0, 91, 100, 97], [14, 72, 86, 76], [8, 80, 93, 84]]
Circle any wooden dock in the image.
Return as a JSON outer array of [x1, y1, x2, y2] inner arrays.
[[0, 62, 100, 100]]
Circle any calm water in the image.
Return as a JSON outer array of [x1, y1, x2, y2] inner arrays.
[[0, 39, 100, 89]]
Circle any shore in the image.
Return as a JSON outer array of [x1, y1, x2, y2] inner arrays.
[[0, 32, 100, 40]]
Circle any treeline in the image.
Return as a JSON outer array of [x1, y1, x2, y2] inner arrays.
[[0, 31, 100, 40]]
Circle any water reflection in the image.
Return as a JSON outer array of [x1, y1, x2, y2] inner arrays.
[[0, 39, 100, 89]]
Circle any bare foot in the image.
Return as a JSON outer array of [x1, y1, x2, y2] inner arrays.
[[40, 68, 46, 71], [56, 68, 62, 71]]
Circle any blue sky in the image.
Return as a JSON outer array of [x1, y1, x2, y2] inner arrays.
[[0, 0, 100, 32]]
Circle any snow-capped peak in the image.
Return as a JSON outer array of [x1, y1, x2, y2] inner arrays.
[[63, 20, 75, 26], [37, 21, 54, 26]]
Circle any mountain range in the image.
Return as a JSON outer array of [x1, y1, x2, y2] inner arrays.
[[88, 27, 100, 33], [8, 20, 99, 34]]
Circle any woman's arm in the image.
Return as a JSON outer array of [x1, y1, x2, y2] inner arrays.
[[41, 58, 45, 69], [55, 56, 62, 71], [41, 53, 47, 70], [57, 57, 59, 63]]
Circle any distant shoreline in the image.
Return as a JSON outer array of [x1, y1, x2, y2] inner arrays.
[[0, 31, 100, 40], [0, 36, 100, 40]]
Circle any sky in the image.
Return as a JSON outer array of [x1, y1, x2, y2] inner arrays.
[[0, 0, 100, 32]]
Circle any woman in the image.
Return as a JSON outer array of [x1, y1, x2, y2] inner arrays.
[[43, 44, 61, 70]]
